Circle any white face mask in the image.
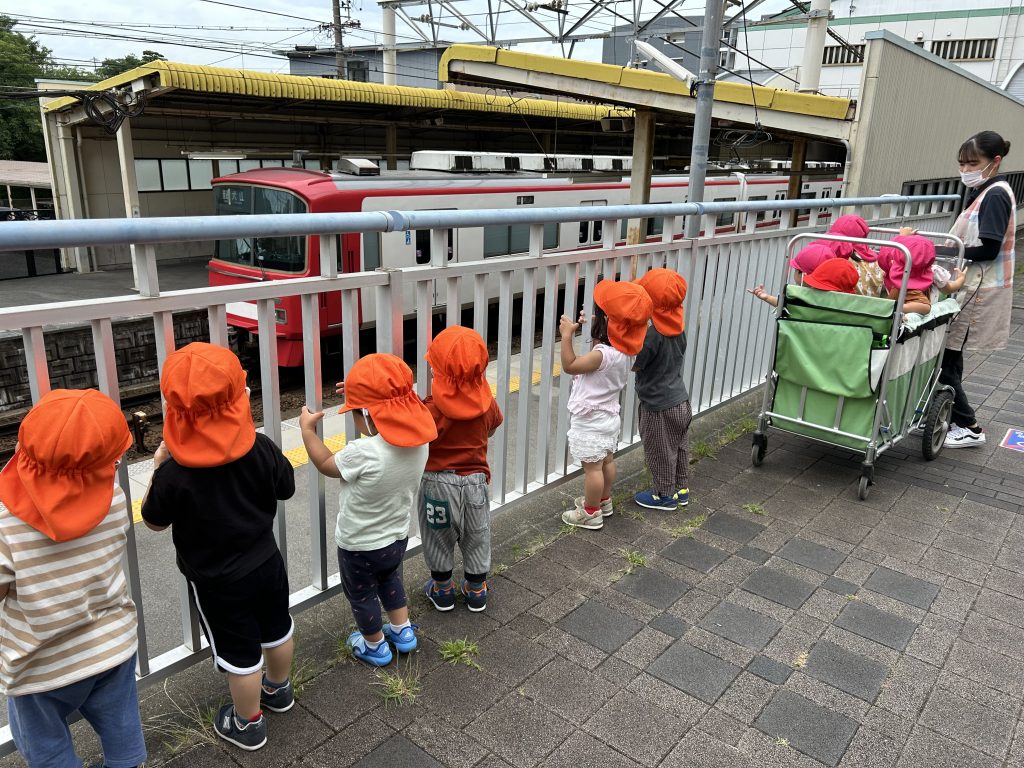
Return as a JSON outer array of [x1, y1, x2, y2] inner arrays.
[[960, 161, 993, 188]]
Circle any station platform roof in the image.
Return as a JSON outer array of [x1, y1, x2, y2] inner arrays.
[[0, 161, 51, 190], [42, 60, 622, 129], [439, 44, 855, 142]]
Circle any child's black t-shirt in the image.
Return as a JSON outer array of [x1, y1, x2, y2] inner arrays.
[[634, 326, 690, 411], [141, 432, 295, 586]]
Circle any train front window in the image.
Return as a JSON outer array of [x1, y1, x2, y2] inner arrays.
[[214, 185, 308, 273]]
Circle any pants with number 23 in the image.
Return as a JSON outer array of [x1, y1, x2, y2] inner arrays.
[[417, 471, 492, 578]]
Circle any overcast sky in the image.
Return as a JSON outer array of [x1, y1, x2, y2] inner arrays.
[[9, 0, 793, 74]]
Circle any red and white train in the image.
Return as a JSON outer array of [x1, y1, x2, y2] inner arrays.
[[208, 151, 842, 365]]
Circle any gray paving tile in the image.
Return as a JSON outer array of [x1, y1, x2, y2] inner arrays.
[[522, 657, 619, 720], [863, 566, 941, 610], [919, 687, 1016, 758], [834, 602, 918, 651], [584, 690, 689, 767], [660, 537, 730, 573], [753, 690, 859, 767], [736, 545, 772, 564], [649, 613, 689, 639], [741, 567, 817, 609], [465, 694, 571, 768], [556, 599, 643, 653], [352, 735, 444, 768], [895, 727, 1001, 768], [703, 512, 767, 544], [612, 567, 691, 609], [747, 654, 793, 684], [647, 640, 741, 704], [822, 576, 860, 595], [777, 537, 847, 574], [543, 732, 642, 768], [698, 601, 783, 651], [803, 639, 889, 702]]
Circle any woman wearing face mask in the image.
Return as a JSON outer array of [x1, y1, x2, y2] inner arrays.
[[938, 130, 1016, 448]]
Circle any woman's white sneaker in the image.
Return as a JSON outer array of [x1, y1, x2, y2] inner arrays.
[[944, 426, 986, 448]]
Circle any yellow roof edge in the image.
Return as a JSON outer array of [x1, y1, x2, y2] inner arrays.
[[43, 61, 172, 113], [42, 59, 621, 123], [441, 45, 852, 120], [438, 44, 497, 82]]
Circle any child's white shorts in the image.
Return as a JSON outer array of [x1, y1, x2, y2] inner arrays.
[[568, 409, 621, 464]]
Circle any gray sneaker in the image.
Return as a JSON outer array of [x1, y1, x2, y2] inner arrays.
[[214, 704, 267, 751], [260, 677, 294, 713]]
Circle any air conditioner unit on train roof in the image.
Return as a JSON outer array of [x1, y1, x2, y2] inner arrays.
[[333, 157, 380, 175]]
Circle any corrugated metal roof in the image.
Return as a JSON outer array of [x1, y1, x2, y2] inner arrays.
[[42, 60, 619, 122], [0, 161, 51, 188], [439, 45, 853, 120]]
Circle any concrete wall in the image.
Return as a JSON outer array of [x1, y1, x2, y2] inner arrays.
[[0, 311, 208, 415], [847, 31, 1024, 198]]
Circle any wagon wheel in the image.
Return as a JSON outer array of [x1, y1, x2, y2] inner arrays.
[[857, 476, 870, 500], [751, 433, 767, 467], [922, 390, 954, 461]]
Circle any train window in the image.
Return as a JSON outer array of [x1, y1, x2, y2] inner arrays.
[[748, 195, 768, 222], [485, 223, 558, 257], [774, 191, 787, 221], [363, 233, 381, 271], [797, 191, 817, 219], [214, 185, 307, 272], [415, 230, 430, 264], [579, 222, 589, 244], [716, 197, 737, 227], [593, 220, 603, 241]]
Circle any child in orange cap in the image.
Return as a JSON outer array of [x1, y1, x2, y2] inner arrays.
[[0, 389, 145, 768], [141, 342, 296, 752], [299, 353, 437, 666], [419, 326, 503, 613], [633, 268, 693, 511], [560, 280, 653, 530]]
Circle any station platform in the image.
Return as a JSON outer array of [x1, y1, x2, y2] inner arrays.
[[0, 261, 210, 310]]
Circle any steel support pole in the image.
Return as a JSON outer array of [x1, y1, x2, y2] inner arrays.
[[627, 109, 656, 278], [381, 2, 398, 86], [683, 0, 724, 239], [798, 0, 831, 93]]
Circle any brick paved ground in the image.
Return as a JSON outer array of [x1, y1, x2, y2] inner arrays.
[[90, 300, 1024, 768]]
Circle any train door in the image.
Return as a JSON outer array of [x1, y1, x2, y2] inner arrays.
[[413, 210, 455, 307], [578, 200, 608, 246]]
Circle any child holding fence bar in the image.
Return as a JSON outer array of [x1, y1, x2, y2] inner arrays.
[[632, 268, 693, 511], [560, 280, 652, 530], [142, 342, 296, 752], [0, 389, 146, 768], [300, 353, 436, 666]]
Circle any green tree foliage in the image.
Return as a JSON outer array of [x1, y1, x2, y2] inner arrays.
[[0, 15, 50, 161], [0, 15, 160, 161], [94, 50, 166, 81]]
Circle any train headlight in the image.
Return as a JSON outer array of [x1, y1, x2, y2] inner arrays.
[[274, 308, 288, 324]]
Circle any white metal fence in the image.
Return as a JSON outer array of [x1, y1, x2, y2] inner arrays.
[[0, 194, 958, 754]]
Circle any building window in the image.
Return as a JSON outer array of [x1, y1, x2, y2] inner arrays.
[[134, 158, 290, 192], [822, 44, 866, 66], [347, 60, 369, 82], [930, 38, 997, 61]]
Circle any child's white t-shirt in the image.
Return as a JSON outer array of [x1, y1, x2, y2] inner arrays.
[[334, 434, 428, 551], [567, 343, 632, 416]]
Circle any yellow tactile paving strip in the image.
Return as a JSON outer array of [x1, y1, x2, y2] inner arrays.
[[130, 363, 562, 523]]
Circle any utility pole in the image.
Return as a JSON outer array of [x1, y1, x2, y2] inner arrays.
[[332, 0, 345, 79], [683, 0, 725, 238]]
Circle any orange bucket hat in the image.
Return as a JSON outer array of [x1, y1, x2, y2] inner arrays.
[[0, 389, 132, 542], [425, 326, 493, 420], [636, 268, 688, 336], [339, 353, 438, 447], [803, 258, 859, 294], [161, 342, 256, 468], [594, 280, 654, 356]]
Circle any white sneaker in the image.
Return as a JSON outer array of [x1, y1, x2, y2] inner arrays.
[[574, 496, 613, 517], [561, 502, 604, 530], [944, 425, 986, 448]]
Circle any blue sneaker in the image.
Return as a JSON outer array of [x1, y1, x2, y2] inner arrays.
[[347, 631, 393, 666], [674, 488, 689, 507], [424, 579, 456, 612], [633, 489, 678, 511], [383, 623, 418, 653], [460, 579, 488, 612]]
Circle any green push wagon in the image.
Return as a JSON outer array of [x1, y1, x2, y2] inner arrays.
[[751, 231, 965, 500]]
